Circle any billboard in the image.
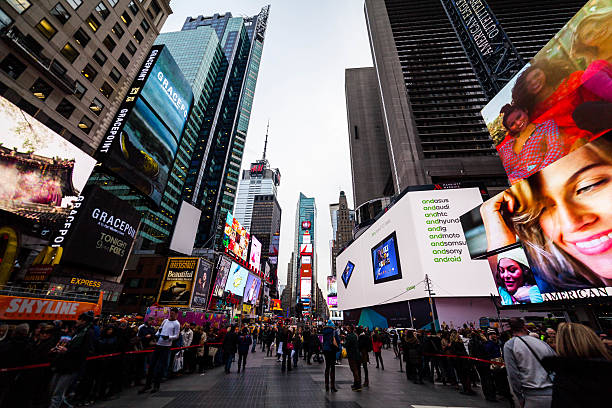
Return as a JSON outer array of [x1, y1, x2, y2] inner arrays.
[[157, 257, 199, 307], [249, 236, 262, 273], [461, 133, 612, 304], [327, 276, 337, 308], [269, 233, 280, 258], [96, 45, 193, 204], [480, 0, 612, 185], [300, 278, 311, 299], [336, 186, 495, 311], [51, 185, 141, 275], [212, 256, 232, 298], [224, 261, 249, 297], [301, 255, 311, 264], [300, 243, 313, 255], [327, 296, 338, 307], [169, 201, 201, 255], [302, 221, 311, 229], [243, 273, 262, 305], [191, 259, 213, 309], [223, 212, 250, 262]]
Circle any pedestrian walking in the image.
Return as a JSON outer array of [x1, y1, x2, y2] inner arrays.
[[139, 308, 181, 394], [503, 318, 556, 408], [372, 329, 384, 370], [237, 327, 252, 373], [391, 329, 399, 357], [357, 327, 372, 387], [542, 322, 612, 408], [222, 325, 238, 374], [322, 320, 340, 392], [281, 327, 293, 372], [345, 326, 361, 391]]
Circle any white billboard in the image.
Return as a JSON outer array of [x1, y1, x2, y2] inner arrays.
[[300, 243, 312, 255], [169, 201, 201, 255], [336, 187, 496, 311], [300, 278, 311, 299]]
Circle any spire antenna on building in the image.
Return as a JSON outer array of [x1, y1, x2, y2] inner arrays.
[[263, 120, 270, 161]]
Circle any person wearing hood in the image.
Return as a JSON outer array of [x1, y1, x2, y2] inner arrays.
[[322, 320, 340, 392], [401, 329, 425, 384], [345, 326, 362, 391]]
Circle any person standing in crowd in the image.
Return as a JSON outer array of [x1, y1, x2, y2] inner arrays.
[[469, 330, 497, 402], [450, 330, 475, 395], [302, 326, 312, 364], [322, 320, 340, 392], [139, 308, 181, 394], [357, 327, 372, 387], [542, 322, 612, 407], [49, 311, 96, 408], [485, 328, 513, 406], [266, 326, 275, 357], [181, 323, 193, 374], [391, 328, 399, 358], [222, 325, 238, 374], [0, 323, 33, 407], [237, 327, 252, 373], [422, 331, 442, 382], [281, 327, 293, 372], [275, 325, 283, 362], [504, 318, 556, 408], [372, 328, 384, 370], [251, 326, 258, 353], [292, 327, 303, 369], [402, 329, 425, 384], [345, 326, 361, 391]]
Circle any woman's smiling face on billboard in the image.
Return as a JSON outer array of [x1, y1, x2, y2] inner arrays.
[[538, 146, 612, 281]]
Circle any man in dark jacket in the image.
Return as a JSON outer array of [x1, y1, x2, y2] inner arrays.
[[402, 329, 424, 384], [303, 327, 312, 364], [345, 326, 361, 391], [358, 327, 373, 387], [237, 327, 252, 373], [222, 325, 238, 374], [322, 320, 340, 392]]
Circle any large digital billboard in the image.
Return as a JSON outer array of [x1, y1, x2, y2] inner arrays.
[[336, 186, 495, 311], [243, 273, 262, 305], [461, 133, 612, 304], [300, 278, 311, 300], [224, 261, 249, 297], [327, 276, 337, 307], [249, 236, 262, 273], [223, 212, 250, 262], [191, 258, 213, 309], [157, 257, 199, 307], [480, 0, 612, 185], [96, 45, 193, 205], [212, 255, 232, 297]]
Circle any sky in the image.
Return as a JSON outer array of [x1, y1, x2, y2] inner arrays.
[[163, 1, 373, 292]]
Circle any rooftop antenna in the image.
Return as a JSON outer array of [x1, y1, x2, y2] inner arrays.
[[262, 120, 269, 161]]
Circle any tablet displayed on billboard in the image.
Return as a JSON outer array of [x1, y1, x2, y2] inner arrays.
[[371, 232, 402, 284], [341, 261, 354, 288]]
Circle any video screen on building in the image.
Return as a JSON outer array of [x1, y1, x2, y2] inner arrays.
[[212, 256, 232, 298], [224, 261, 249, 297], [191, 259, 213, 309], [488, 246, 543, 306], [480, 0, 612, 186], [157, 257, 199, 307], [300, 278, 311, 299], [223, 212, 250, 262], [96, 45, 193, 205], [249, 236, 262, 273], [341, 261, 354, 288], [461, 133, 612, 304], [372, 232, 402, 284], [243, 273, 261, 305]]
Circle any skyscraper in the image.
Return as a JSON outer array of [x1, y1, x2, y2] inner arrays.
[[329, 191, 355, 277], [361, 0, 585, 194], [293, 193, 316, 315]]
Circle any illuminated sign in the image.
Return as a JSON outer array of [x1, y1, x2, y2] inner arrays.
[[327, 296, 338, 306], [301, 221, 311, 230], [69, 277, 102, 288], [300, 243, 312, 255], [250, 164, 264, 174]]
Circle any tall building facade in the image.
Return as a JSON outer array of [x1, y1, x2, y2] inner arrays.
[[0, 0, 171, 155], [234, 157, 280, 230], [329, 191, 355, 277], [292, 193, 316, 314], [362, 0, 585, 195], [177, 7, 270, 249], [250, 194, 281, 297]]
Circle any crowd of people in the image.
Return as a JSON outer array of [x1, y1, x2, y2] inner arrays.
[[1, 313, 611, 408]]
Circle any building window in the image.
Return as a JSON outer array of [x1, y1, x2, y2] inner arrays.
[[89, 97, 104, 115], [109, 67, 121, 83], [121, 11, 132, 26], [95, 2, 110, 20], [30, 78, 53, 101], [50, 60, 66, 76], [36, 19, 57, 40], [126, 41, 136, 55], [103, 34, 116, 52], [73, 81, 86, 99], [140, 18, 150, 33], [128, 1, 138, 15], [118, 53, 129, 68], [99, 81, 113, 98], [147, 0, 161, 20], [108, 0, 118, 6], [55, 98, 75, 119], [50, 3, 70, 24], [73, 28, 90, 47], [5, 0, 31, 14], [85, 14, 101, 32], [81, 63, 97, 82], [60, 42, 79, 63], [112, 22, 124, 38], [133, 29, 143, 44], [65, 0, 82, 10], [78, 115, 93, 133], [92, 48, 107, 66]]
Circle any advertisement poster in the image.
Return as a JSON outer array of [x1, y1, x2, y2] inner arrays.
[[0, 294, 102, 321], [300, 243, 312, 255], [480, 0, 612, 185], [371, 232, 402, 284], [223, 212, 250, 262], [96, 45, 193, 204], [243, 273, 261, 305], [191, 258, 213, 309], [249, 236, 262, 273], [300, 277, 311, 299], [53, 185, 141, 275], [157, 257, 199, 307], [327, 276, 337, 298], [212, 256, 232, 297], [341, 261, 354, 288], [224, 261, 249, 297], [269, 233, 280, 258]]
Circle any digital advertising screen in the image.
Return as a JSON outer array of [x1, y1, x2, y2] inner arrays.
[[249, 236, 262, 273], [212, 256, 232, 298], [488, 246, 543, 306], [300, 278, 311, 299], [300, 243, 312, 255], [224, 261, 249, 297], [243, 273, 262, 305], [462, 133, 612, 304], [327, 296, 338, 307], [223, 212, 250, 262], [96, 45, 194, 205], [371, 232, 402, 284], [191, 258, 213, 308], [327, 276, 337, 298], [157, 257, 199, 307], [480, 0, 612, 186], [341, 261, 354, 288], [269, 233, 280, 258]]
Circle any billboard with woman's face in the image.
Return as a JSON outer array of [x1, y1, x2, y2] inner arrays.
[[481, 0, 612, 185]]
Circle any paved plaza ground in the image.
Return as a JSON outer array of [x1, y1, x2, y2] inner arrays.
[[92, 348, 503, 408]]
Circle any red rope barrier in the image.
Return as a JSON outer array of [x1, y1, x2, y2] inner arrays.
[[423, 352, 505, 366]]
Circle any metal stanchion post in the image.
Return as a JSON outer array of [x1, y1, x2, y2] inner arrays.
[[399, 347, 403, 372]]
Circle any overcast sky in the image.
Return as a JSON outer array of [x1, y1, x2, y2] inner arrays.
[[163, 1, 373, 292]]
